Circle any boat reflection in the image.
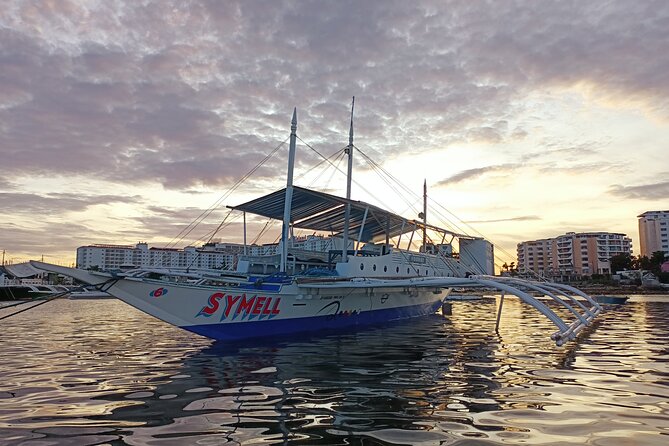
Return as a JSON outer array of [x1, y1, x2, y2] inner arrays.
[[98, 300, 578, 445]]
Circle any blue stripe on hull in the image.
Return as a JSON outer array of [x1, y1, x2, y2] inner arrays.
[[182, 301, 442, 341]]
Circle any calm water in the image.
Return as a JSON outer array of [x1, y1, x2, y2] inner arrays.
[[1, 295, 668, 445]]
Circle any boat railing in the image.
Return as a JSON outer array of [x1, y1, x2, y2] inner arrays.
[[119, 268, 251, 285]]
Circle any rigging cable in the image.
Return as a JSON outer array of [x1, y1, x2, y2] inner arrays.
[[164, 136, 289, 250], [297, 137, 411, 215], [355, 143, 519, 270], [250, 219, 274, 245], [185, 209, 235, 271], [308, 150, 347, 189]]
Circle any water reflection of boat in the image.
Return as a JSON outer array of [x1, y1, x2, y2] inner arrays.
[[92, 308, 580, 445], [29, 106, 603, 346], [91, 319, 461, 443]]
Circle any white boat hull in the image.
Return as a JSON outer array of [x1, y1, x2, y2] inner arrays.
[[107, 278, 450, 340]]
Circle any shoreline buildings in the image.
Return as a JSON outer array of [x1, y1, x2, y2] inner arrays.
[[75, 235, 494, 275], [517, 232, 632, 280], [77, 242, 243, 271], [76, 235, 349, 272], [638, 211, 669, 257]]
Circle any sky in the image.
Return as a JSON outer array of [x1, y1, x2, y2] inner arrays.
[[1, 0, 668, 267]]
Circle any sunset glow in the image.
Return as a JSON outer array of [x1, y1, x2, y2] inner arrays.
[[1, 1, 668, 267]]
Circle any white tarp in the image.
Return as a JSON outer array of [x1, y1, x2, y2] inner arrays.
[[3, 262, 44, 278]]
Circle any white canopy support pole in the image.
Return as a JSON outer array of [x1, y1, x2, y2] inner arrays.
[[397, 220, 406, 250], [353, 206, 369, 257], [280, 108, 297, 274], [408, 222, 417, 251]]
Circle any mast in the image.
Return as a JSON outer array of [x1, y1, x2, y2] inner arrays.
[[280, 108, 298, 273], [342, 97, 355, 263], [422, 179, 427, 252], [243, 212, 247, 256]]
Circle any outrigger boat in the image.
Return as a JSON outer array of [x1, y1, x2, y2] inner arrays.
[[31, 104, 603, 345]]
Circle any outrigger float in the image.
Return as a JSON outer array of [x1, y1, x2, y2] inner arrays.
[[29, 103, 602, 346]]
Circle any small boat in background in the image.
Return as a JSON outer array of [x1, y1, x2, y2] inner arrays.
[[593, 295, 628, 305], [68, 287, 114, 299], [445, 295, 484, 301]]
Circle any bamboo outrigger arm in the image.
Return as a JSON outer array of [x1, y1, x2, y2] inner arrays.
[[299, 274, 603, 346], [470, 276, 602, 346]]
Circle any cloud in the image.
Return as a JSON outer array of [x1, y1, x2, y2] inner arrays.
[[436, 164, 519, 186], [465, 215, 542, 224], [0, 192, 142, 215], [1, 0, 668, 260], [0, 220, 128, 261], [609, 180, 669, 200], [1, 0, 667, 192], [0, 179, 16, 190], [521, 142, 602, 163]]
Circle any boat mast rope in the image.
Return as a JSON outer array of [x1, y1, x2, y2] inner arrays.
[[354, 144, 532, 275], [164, 136, 290, 250]]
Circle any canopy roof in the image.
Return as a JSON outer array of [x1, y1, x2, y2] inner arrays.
[[229, 186, 471, 243]]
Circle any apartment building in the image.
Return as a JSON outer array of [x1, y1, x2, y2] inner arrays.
[[638, 210, 669, 257], [75, 235, 348, 272], [76, 242, 243, 271], [517, 232, 632, 279]]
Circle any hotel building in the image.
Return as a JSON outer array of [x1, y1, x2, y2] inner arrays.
[[517, 232, 632, 279], [76, 242, 244, 271], [75, 235, 347, 272], [638, 210, 669, 257]]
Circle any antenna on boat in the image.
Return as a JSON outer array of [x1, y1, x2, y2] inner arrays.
[[342, 97, 355, 263], [280, 108, 298, 274]]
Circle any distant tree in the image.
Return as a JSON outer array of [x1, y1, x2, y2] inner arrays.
[[651, 250, 667, 264], [650, 251, 667, 274], [636, 255, 652, 271], [610, 253, 633, 273], [502, 262, 509, 272], [507, 262, 519, 276]]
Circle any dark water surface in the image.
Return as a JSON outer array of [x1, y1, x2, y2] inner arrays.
[[1, 296, 668, 445]]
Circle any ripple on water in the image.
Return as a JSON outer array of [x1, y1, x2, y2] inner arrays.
[[1, 297, 669, 444]]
